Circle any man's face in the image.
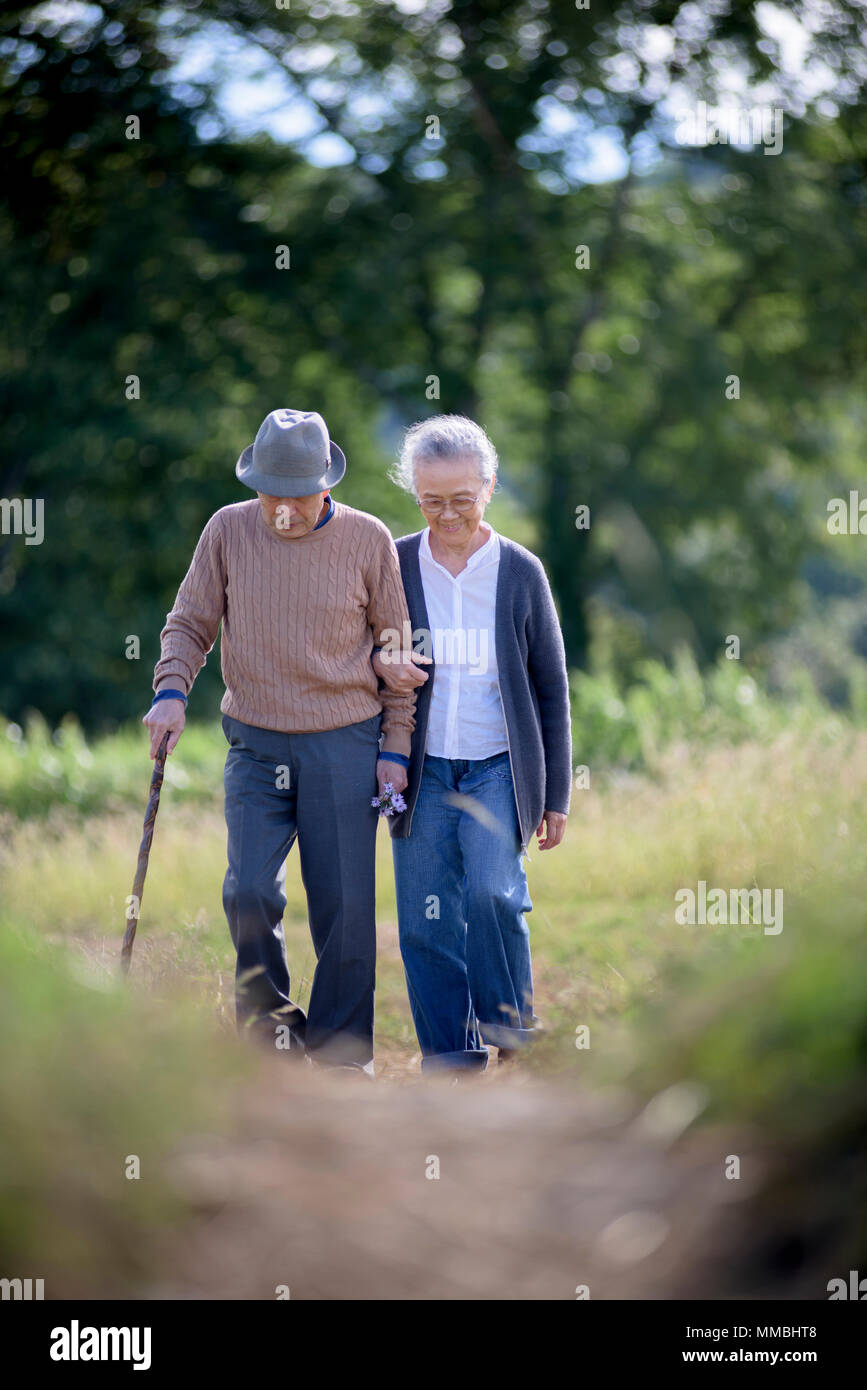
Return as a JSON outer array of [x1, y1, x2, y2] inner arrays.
[[257, 490, 328, 539]]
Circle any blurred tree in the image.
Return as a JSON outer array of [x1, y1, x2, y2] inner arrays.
[[1, 0, 867, 726], [0, 0, 395, 725], [202, 0, 867, 665]]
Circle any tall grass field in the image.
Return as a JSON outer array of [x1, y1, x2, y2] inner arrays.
[[1, 657, 865, 1297]]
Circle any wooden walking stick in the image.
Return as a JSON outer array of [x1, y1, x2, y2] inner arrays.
[[121, 731, 170, 975]]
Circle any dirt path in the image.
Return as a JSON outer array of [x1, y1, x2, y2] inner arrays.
[[43, 933, 854, 1302], [137, 1061, 779, 1301]]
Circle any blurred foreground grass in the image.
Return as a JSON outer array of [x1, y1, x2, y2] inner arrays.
[[1, 675, 866, 1291]]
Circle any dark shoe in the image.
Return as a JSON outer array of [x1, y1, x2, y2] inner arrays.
[[308, 1057, 375, 1078], [273, 1002, 308, 1044], [243, 1004, 308, 1061]]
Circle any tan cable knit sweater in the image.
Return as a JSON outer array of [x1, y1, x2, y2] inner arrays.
[[153, 499, 415, 753]]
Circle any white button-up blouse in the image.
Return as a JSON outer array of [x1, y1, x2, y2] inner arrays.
[[418, 523, 509, 760]]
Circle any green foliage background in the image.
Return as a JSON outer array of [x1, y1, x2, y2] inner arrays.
[[2, 2, 867, 1295], [2, 0, 867, 728]]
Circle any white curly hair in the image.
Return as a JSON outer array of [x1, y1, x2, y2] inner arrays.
[[390, 414, 499, 497]]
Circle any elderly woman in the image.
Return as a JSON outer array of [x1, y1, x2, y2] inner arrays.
[[372, 415, 572, 1074]]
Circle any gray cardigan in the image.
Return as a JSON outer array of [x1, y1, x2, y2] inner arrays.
[[386, 530, 572, 851]]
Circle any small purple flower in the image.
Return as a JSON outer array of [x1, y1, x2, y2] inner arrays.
[[372, 781, 407, 817]]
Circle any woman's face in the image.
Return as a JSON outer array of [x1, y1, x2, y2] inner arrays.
[[415, 455, 493, 544]]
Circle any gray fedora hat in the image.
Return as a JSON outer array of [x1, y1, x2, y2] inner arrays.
[[236, 408, 347, 496]]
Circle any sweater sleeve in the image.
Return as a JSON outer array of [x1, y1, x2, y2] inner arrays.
[[153, 512, 227, 698], [365, 528, 416, 753], [525, 559, 572, 815]]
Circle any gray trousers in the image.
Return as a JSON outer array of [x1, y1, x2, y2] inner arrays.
[[221, 711, 381, 1066]]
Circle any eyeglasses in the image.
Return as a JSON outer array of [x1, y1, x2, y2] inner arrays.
[[418, 492, 484, 515]]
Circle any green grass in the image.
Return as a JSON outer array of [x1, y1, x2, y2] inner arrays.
[[0, 913, 250, 1294], [3, 648, 861, 819], [1, 696, 866, 1289], [2, 715, 864, 1114], [0, 711, 225, 819]]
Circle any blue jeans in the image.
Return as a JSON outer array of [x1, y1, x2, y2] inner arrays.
[[392, 753, 535, 1074]]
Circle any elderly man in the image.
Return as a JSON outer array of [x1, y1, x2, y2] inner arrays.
[[143, 408, 415, 1073]]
